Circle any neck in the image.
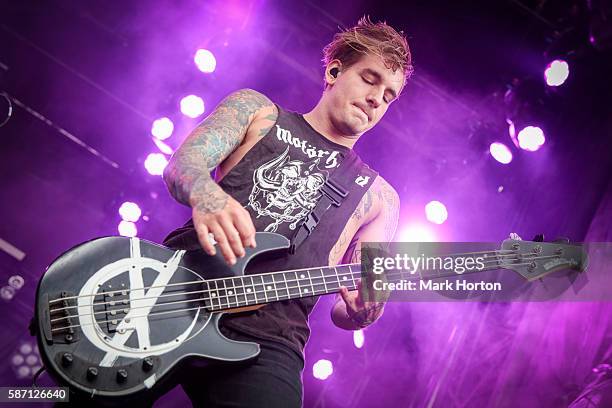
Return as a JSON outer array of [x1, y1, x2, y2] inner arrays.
[[303, 100, 359, 149]]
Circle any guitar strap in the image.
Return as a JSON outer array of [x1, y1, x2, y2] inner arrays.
[[289, 151, 378, 254]]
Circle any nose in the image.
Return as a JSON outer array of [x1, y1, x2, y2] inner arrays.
[[366, 87, 383, 109]]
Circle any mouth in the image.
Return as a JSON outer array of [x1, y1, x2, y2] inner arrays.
[[353, 104, 370, 122]]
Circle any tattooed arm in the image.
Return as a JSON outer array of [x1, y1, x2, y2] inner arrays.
[[163, 88, 277, 265], [331, 177, 400, 330]]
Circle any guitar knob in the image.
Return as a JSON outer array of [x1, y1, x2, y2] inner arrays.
[[117, 369, 128, 382], [142, 357, 154, 371], [87, 367, 98, 380], [61, 353, 73, 367]]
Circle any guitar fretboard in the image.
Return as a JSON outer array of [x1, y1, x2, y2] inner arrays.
[[202, 264, 360, 311]]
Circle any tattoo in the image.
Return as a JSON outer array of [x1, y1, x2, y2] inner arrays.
[[345, 236, 361, 264], [328, 186, 374, 265], [349, 302, 385, 328], [163, 89, 277, 211], [328, 177, 400, 265], [259, 114, 278, 137], [378, 179, 400, 242]]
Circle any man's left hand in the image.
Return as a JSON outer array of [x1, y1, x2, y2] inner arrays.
[[339, 279, 386, 329]]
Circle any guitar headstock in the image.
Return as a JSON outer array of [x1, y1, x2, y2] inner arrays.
[[499, 238, 588, 281]]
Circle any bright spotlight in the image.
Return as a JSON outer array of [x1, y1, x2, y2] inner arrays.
[[194, 49, 217, 73], [180, 95, 205, 118], [517, 126, 545, 152], [312, 359, 333, 380], [353, 329, 365, 349], [118, 202, 142, 222], [544, 60, 569, 87], [398, 224, 437, 242], [489, 142, 513, 164], [424, 201, 448, 224], [118, 220, 137, 237], [144, 153, 168, 175], [151, 117, 174, 140]]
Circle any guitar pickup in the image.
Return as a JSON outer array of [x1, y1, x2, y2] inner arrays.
[[103, 288, 131, 333]]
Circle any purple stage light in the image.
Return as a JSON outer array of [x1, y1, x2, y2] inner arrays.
[[153, 137, 174, 155], [144, 153, 168, 175], [11, 341, 41, 380], [312, 359, 333, 380], [544, 60, 569, 87], [517, 126, 545, 151], [353, 329, 365, 349], [118, 201, 142, 222], [398, 224, 437, 242], [425, 200, 448, 224], [151, 117, 174, 140], [180, 95, 205, 118], [194, 49, 217, 73], [118, 220, 138, 237], [489, 142, 513, 164]]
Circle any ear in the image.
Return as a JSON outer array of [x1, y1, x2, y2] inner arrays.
[[325, 60, 343, 86]]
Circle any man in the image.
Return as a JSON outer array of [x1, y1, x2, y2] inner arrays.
[[162, 16, 413, 407]]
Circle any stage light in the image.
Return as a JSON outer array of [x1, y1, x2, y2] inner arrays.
[[544, 60, 569, 87], [398, 224, 436, 242], [489, 142, 513, 164], [118, 202, 142, 222], [312, 359, 333, 380], [118, 221, 138, 237], [504, 78, 548, 149], [8, 275, 24, 290], [194, 49, 217, 73], [180, 95, 205, 118], [517, 126, 545, 152], [353, 329, 365, 349], [144, 153, 168, 175], [425, 201, 448, 224], [151, 117, 174, 140], [1, 285, 15, 301], [11, 341, 41, 380], [153, 137, 174, 155]]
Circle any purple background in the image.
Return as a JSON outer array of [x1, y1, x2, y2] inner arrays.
[[0, 1, 611, 406]]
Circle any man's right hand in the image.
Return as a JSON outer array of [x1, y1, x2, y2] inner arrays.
[[191, 187, 257, 266]]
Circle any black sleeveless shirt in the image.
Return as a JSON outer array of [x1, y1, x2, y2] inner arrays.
[[163, 104, 378, 358]]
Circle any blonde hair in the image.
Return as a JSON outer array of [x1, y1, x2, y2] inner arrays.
[[322, 16, 413, 83]]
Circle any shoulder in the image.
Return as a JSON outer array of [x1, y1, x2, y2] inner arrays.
[[225, 88, 278, 120], [372, 176, 400, 210], [361, 175, 399, 219]]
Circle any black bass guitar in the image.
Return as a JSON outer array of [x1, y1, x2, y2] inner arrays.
[[31, 232, 586, 403]]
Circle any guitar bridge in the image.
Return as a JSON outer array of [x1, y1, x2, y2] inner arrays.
[[47, 291, 80, 344]]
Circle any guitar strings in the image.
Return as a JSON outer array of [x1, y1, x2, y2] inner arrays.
[[49, 257, 510, 324], [48, 249, 517, 305], [52, 262, 513, 333], [48, 253, 565, 333], [48, 251, 519, 315]]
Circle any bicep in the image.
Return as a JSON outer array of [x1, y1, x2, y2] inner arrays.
[[341, 180, 400, 264]]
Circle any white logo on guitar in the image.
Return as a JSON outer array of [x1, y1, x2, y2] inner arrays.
[[77, 239, 201, 368]]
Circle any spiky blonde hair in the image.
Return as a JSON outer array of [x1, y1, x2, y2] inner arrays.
[[322, 16, 413, 84]]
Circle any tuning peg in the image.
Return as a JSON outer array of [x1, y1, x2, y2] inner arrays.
[[532, 234, 545, 242], [553, 237, 570, 244]]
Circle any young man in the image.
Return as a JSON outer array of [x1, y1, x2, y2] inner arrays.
[[163, 16, 413, 407]]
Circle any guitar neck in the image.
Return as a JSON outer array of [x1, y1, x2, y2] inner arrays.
[[201, 245, 512, 311], [203, 264, 362, 311]]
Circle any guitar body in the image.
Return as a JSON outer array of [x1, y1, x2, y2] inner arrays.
[[33, 232, 291, 403]]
